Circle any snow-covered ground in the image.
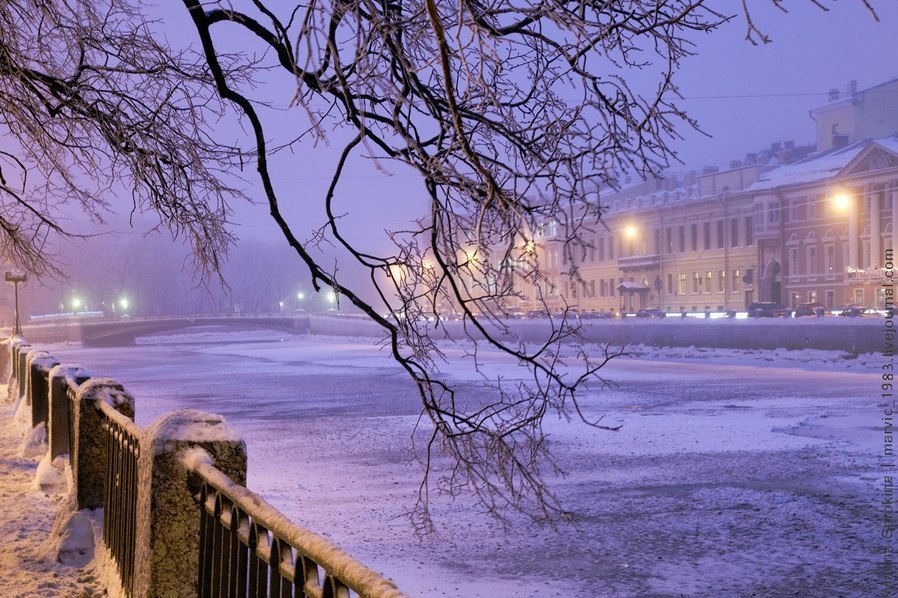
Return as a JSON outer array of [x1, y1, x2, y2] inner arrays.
[[35, 330, 892, 596], [0, 385, 108, 598]]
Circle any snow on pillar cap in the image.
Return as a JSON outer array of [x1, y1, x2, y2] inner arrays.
[[74, 377, 133, 409], [146, 408, 243, 446], [47, 364, 90, 382]]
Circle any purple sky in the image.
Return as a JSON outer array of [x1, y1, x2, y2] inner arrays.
[[672, 1, 896, 167], [223, 1, 897, 250]]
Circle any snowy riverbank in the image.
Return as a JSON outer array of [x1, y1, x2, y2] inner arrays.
[[37, 331, 888, 596]]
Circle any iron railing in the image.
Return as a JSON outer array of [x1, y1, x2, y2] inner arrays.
[[99, 400, 142, 597], [188, 458, 406, 598]]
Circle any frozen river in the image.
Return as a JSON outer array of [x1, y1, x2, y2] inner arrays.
[[47, 330, 890, 597]]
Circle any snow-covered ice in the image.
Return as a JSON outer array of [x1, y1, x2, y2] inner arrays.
[[34, 330, 893, 596]]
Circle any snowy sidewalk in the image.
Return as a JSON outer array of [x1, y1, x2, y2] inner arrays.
[[0, 392, 105, 597]]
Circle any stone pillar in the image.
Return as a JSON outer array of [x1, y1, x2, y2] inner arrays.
[[47, 365, 90, 461], [848, 190, 859, 268], [872, 189, 882, 267], [15, 344, 32, 401], [72, 378, 135, 509], [133, 409, 246, 598], [29, 354, 60, 429], [5, 338, 26, 396]]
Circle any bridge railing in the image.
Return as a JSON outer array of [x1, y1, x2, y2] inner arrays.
[[6, 343, 407, 598]]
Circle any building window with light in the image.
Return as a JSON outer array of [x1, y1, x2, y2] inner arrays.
[[705, 271, 712, 291], [719, 270, 726, 292], [692, 272, 700, 293], [678, 273, 686, 295], [825, 245, 835, 273], [733, 269, 741, 292]]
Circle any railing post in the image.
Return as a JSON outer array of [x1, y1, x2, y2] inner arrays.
[[71, 378, 135, 509], [133, 409, 246, 598], [30, 354, 60, 429], [47, 365, 90, 461], [4, 337, 24, 398], [14, 343, 32, 401]]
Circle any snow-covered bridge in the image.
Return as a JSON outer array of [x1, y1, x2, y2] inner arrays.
[[22, 314, 311, 346]]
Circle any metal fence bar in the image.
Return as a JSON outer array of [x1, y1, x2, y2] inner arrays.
[[99, 400, 142, 597], [186, 460, 407, 598]]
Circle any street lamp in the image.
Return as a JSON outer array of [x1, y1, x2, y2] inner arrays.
[[4, 270, 27, 338], [832, 193, 851, 212]]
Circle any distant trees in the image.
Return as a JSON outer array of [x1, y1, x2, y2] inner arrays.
[[0, 0, 879, 526]]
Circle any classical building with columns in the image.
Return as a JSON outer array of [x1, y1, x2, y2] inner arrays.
[[515, 78, 898, 314], [751, 137, 898, 309]]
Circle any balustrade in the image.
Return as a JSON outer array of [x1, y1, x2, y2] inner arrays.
[[5, 343, 406, 598]]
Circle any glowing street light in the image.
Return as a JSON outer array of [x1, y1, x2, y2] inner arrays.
[[624, 225, 637, 239], [833, 193, 851, 212], [118, 297, 129, 311], [71, 297, 83, 311], [4, 270, 27, 337], [297, 292, 305, 301]]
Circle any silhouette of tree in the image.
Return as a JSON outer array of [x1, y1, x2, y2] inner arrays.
[[0, 0, 879, 527]]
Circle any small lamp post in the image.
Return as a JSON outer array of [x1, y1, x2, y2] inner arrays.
[[5, 270, 28, 338]]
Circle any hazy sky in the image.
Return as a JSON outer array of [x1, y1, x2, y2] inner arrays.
[[6, 1, 897, 281], [672, 1, 897, 167], [225, 0, 898, 247]]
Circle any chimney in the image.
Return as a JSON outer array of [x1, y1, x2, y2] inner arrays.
[[728, 160, 743, 170], [701, 165, 719, 176], [847, 80, 858, 96], [770, 141, 782, 153], [744, 153, 757, 166], [829, 88, 840, 102]]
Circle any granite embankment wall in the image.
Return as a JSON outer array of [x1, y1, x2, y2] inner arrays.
[[310, 315, 887, 355]]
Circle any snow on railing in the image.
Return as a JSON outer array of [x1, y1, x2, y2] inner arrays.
[[6, 342, 407, 598], [99, 400, 142, 596], [185, 452, 408, 598]]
